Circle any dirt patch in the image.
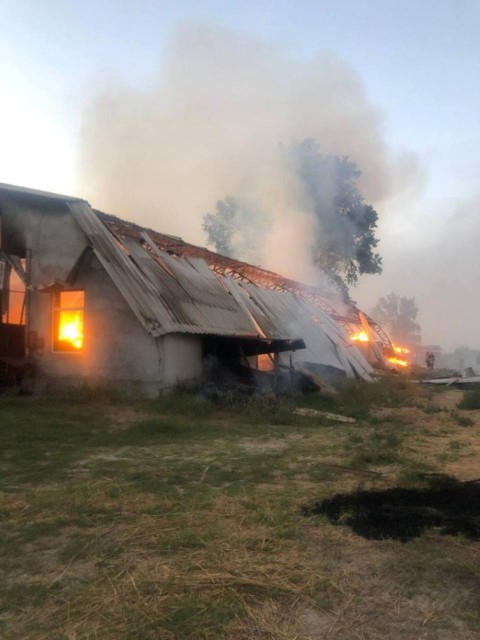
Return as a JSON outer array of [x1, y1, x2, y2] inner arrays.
[[304, 474, 480, 542]]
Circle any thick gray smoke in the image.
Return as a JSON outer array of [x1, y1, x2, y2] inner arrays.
[[78, 23, 421, 284]]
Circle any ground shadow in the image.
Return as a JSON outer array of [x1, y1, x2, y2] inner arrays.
[[303, 475, 480, 542]]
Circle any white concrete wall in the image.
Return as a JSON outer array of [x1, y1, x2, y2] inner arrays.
[[161, 333, 202, 388], [25, 253, 163, 396], [1, 198, 87, 285]]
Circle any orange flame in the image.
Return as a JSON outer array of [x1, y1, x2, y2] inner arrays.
[[387, 356, 408, 368], [393, 345, 410, 355], [350, 330, 369, 343], [58, 310, 84, 349]]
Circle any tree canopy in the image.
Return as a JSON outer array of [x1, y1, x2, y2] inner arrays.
[[202, 139, 382, 295], [202, 197, 238, 257], [291, 139, 382, 294], [371, 292, 421, 346], [202, 197, 264, 264]]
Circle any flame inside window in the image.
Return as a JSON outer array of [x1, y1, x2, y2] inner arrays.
[[257, 353, 274, 371], [54, 291, 84, 351]]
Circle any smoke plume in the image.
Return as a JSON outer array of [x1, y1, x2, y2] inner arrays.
[[356, 194, 480, 350], [78, 23, 421, 284]]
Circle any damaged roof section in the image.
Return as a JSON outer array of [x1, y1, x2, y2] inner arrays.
[[67, 200, 373, 379], [68, 200, 308, 343], [123, 236, 261, 337], [97, 209, 349, 318], [96, 206, 393, 353], [68, 201, 261, 339]]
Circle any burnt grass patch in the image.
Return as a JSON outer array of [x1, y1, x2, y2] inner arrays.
[[303, 474, 480, 542]]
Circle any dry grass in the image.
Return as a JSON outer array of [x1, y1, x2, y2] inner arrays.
[[1, 379, 480, 639]]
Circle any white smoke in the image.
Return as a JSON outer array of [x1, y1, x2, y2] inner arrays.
[[78, 23, 422, 285], [355, 193, 480, 350]]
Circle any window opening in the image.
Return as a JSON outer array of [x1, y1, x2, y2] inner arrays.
[[257, 353, 275, 371], [53, 291, 84, 351]]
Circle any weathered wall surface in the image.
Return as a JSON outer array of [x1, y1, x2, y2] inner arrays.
[[0, 198, 87, 284], [162, 333, 202, 388], [29, 253, 165, 396], [76, 254, 163, 396]]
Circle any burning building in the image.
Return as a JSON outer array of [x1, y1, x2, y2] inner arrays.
[[0, 183, 386, 396]]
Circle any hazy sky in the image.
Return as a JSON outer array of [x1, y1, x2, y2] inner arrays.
[[1, 0, 480, 349]]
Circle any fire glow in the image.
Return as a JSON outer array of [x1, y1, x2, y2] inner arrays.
[[393, 345, 410, 355], [58, 311, 84, 349], [388, 344, 411, 368], [387, 356, 408, 368], [350, 330, 369, 343]]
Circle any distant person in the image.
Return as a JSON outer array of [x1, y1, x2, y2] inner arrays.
[[426, 352, 435, 371]]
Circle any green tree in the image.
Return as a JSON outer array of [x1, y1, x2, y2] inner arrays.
[[371, 293, 421, 346], [290, 139, 382, 294], [202, 196, 238, 256], [202, 140, 382, 295], [202, 197, 265, 264]]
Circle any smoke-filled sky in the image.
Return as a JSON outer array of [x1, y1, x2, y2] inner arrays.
[[2, 0, 480, 350]]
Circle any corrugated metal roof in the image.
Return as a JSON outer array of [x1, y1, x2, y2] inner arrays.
[[69, 201, 166, 336], [124, 237, 260, 337], [97, 210, 351, 322], [0, 181, 82, 203]]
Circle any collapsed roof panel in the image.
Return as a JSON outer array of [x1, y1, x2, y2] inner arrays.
[[274, 296, 374, 379], [68, 201, 166, 336], [70, 200, 310, 342], [124, 238, 260, 337]]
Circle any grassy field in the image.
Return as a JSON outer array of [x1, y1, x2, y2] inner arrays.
[[1, 378, 480, 639]]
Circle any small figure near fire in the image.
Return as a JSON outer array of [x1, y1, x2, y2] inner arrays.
[[425, 351, 435, 371]]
